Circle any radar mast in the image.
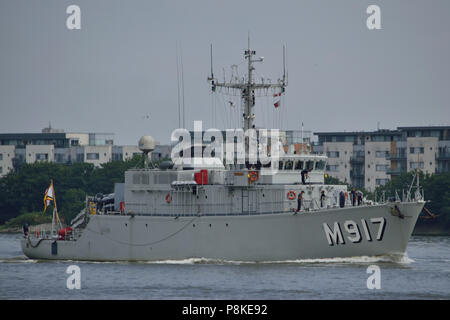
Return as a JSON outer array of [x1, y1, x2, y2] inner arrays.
[[208, 36, 287, 157]]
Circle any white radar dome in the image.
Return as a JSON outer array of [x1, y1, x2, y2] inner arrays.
[[138, 136, 156, 153]]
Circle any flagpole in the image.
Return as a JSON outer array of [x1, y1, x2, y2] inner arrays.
[[51, 180, 63, 230]]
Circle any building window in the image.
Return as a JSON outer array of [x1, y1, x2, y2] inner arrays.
[[375, 151, 389, 158], [376, 164, 389, 171], [410, 162, 424, 169], [86, 153, 100, 160], [410, 147, 424, 154], [36, 153, 48, 161], [0, 154, 2, 161], [112, 153, 123, 161], [326, 165, 339, 172], [0, 166, 2, 174], [71, 140, 79, 146], [376, 179, 389, 186], [55, 154, 65, 163], [326, 151, 339, 158]]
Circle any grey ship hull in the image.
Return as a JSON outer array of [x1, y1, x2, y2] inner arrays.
[[21, 201, 423, 262]]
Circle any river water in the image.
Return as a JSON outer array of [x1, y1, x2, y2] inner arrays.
[[0, 233, 449, 300]]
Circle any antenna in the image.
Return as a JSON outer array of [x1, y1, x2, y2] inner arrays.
[[210, 44, 214, 79], [283, 45, 286, 84], [176, 43, 181, 128], [285, 44, 288, 85], [180, 47, 185, 128], [207, 36, 288, 154]]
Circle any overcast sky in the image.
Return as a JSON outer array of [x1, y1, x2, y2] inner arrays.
[[1, 0, 449, 145]]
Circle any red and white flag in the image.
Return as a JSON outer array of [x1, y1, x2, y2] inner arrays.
[[273, 91, 282, 108]]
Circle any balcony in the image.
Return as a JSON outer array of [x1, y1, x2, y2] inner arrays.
[[386, 167, 405, 176], [350, 156, 364, 164], [350, 170, 364, 178], [436, 153, 450, 161], [386, 153, 406, 161]]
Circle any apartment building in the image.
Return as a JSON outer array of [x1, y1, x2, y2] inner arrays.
[[0, 127, 143, 177], [313, 126, 450, 191]]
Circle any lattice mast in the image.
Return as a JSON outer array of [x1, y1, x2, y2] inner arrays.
[[208, 36, 288, 132]]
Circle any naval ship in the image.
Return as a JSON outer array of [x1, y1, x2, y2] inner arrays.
[[21, 41, 424, 262]]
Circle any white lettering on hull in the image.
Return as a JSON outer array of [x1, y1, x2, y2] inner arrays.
[[323, 218, 386, 246]]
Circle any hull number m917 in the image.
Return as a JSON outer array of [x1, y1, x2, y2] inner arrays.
[[323, 218, 386, 246]]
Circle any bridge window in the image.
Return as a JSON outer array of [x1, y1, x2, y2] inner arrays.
[[295, 160, 303, 170], [284, 160, 293, 170], [305, 160, 314, 170], [278, 161, 283, 170]]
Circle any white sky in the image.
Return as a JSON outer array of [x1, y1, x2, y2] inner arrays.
[[1, 0, 449, 145]]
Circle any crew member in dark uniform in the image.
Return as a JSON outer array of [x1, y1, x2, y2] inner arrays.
[[339, 191, 345, 208], [22, 223, 29, 237], [301, 169, 309, 185], [297, 191, 304, 212], [320, 190, 326, 208], [357, 190, 363, 206], [351, 188, 357, 206]]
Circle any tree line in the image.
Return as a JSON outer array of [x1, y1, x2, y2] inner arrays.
[[0, 155, 145, 225]]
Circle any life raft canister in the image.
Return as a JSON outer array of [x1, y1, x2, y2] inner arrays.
[[248, 171, 259, 182], [58, 227, 73, 240], [165, 193, 172, 204], [287, 190, 296, 200]]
